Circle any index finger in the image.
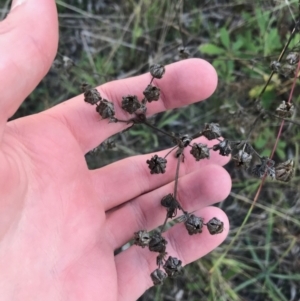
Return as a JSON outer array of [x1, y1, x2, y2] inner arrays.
[[46, 58, 218, 153]]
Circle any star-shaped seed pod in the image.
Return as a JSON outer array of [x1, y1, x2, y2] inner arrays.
[[96, 99, 115, 119], [252, 157, 275, 179], [150, 269, 167, 286], [163, 256, 183, 277], [150, 64, 165, 79], [202, 123, 221, 140], [213, 139, 231, 156], [146, 155, 167, 174], [82, 84, 102, 105], [121, 95, 141, 114], [149, 232, 167, 253], [206, 217, 224, 235], [133, 230, 150, 248], [190, 143, 210, 161], [232, 149, 252, 168], [275, 159, 294, 182], [184, 214, 204, 235], [275, 100, 295, 118], [161, 194, 180, 218], [143, 84, 160, 102]]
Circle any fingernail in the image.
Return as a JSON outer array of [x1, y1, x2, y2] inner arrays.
[[11, 0, 27, 10]]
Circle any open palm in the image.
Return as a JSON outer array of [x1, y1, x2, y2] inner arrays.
[[0, 1, 231, 300]]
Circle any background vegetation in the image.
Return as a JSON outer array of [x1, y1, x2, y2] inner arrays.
[[1, 0, 300, 300]]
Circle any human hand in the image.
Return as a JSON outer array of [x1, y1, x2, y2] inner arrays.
[[0, 1, 231, 300]]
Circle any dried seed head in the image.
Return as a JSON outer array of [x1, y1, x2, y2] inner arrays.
[[286, 52, 300, 65], [96, 99, 115, 119], [150, 64, 165, 79], [184, 214, 204, 235], [146, 155, 167, 174], [161, 194, 180, 218], [280, 63, 296, 78], [149, 232, 167, 253], [163, 256, 183, 277], [190, 143, 210, 161], [133, 230, 150, 248], [143, 85, 160, 102], [202, 123, 221, 140], [178, 46, 191, 59], [252, 157, 275, 179], [270, 61, 281, 73], [83, 85, 102, 105], [275, 101, 295, 118], [213, 139, 232, 156], [275, 159, 294, 182], [150, 269, 167, 286], [180, 134, 192, 147], [206, 217, 224, 235], [121, 95, 141, 114], [232, 150, 252, 168]]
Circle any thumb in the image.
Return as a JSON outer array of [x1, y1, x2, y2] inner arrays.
[[0, 0, 58, 132]]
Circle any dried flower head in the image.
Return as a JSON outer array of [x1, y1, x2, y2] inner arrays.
[[121, 95, 141, 114], [143, 85, 160, 102], [146, 155, 167, 174], [206, 217, 224, 235], [190, 143, 210, 161], [82, 85, 102, 105], [202, 123, 221, 140], [150, 269, 167, 286], [232, 149, 252, 168], [275, 159, 294, 182], [133, 230, 150, 248], [150, 64, 165, 79], [213, 139, 232, 156], [163, 256, 183, 277], [275, 101, 295, 118], [270, 61, 281, 73], [96, 99, 115, 119], [286, 52, 300, 65], [178, 46, 191, 59], [149, 232, 167, 253], [184, 214, 204, 235], [161, 194, 180, 218]]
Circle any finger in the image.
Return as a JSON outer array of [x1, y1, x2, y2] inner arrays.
[[93, 137, 230, 211], [0, 0, 58, 131], [46, 58, 217, 153], [105, 164, 231, 249], [115, 207, 229, 301]]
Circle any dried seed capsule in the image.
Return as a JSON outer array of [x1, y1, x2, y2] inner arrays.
[[275, 101, 295, 118], [213, 139, 231, 156], [280, 63, 296, 78], [286, 52, 300, 65], [184, 214, 204, 235], [232, 150, 252, 168], [96, 99, 115, 119], [178, 46, 191, 59], [252, 157, 275, 179], [143, 85, 160, 102], [150, 269, 167, 286], [163, 256, 182, 277], [146, 155, 167, 174], [83, 85, 102, 105], [161, 194, 179, 218], [202, 123, 221, 140], [121, 95, 141, 114], [206, 217, 224, 235], [133, 230, 150, 248], [150, 64, 165, 79], [190, 143, 210, 161], [149, 232, 167, 253], [270, 61, 281, 73], [275, 159, 294, 182]]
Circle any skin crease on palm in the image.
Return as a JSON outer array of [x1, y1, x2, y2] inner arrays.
[[0, 0, 232, 300]]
